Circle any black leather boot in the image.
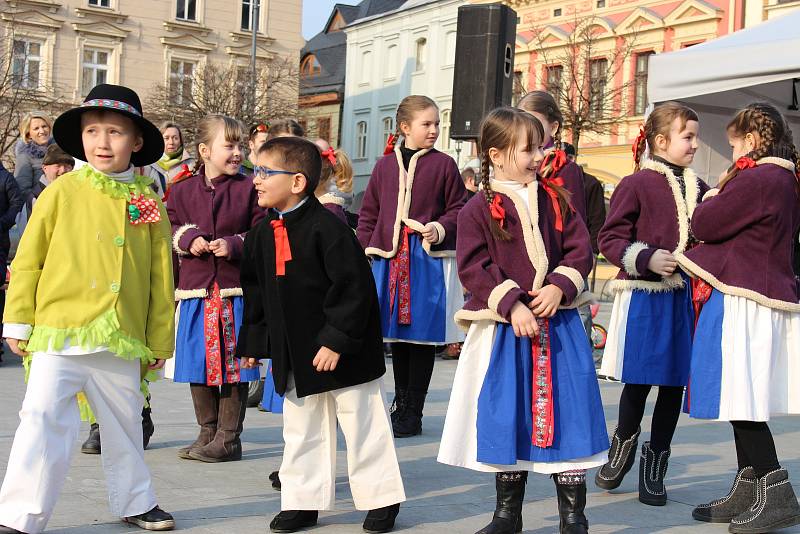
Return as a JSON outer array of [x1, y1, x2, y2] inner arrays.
[[389, 387, 407, 426], [392, 390, 425, 438], [554, 472, 589, 533], [692, 466, 756, 523], [81, 423, 101, 454], [595, 426, 640, 490], [475, 471, 527, 534], [639, 441, 670, 506]]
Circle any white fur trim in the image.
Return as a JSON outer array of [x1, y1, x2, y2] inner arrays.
[[676, 253, 800, 312], [318, 193, 345, 207], [622, 241, 649, 277], [702, 188, 720, 201], [175, 288, 208, 300], [552, 266, 585, 294], [638, 159, 700, 255], [220, 287, 243, 298], [173, 224, 200, 256], [487, 280, 521, 315], [757, 157, 796, 173], [430, 221, 446, 245], [607, 273, 685, 294]]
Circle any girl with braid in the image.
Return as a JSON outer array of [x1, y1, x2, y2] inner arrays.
[[357, 95, 467, 438], [595, 102, 708, 505], [438, 107, 608, 534], [676, 102, 800, 533]]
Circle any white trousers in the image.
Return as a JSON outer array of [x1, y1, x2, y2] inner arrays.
[[0, 352, 157, 534], [280, 377, 406, 511]]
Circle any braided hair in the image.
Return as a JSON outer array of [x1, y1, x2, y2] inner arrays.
[[721, 103, 788, 189], [633, 101, 699, 171], [387, 95, 438, 152]]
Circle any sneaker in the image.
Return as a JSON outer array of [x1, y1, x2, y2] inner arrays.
[[123, 506, 175, 531], [269, 510, 318, 533]]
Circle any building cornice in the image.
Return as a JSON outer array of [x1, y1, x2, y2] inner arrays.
[[73, 6, 128, 24], [71, 20, 130, 40], [1, 8, 63, 30], [163, 19, 212, 37], [160, 33, 217, 52], [5, 0, 60, 14]]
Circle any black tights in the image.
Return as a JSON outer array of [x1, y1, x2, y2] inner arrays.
[[732, 421, 780, 478], [391, 343, 436, 393], [617, 384, 684, 453]]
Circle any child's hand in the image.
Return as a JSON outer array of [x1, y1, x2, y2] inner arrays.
[[647, 249, 677, 276], [148, 359, 166, 370], [312, 346, 340, 372], [189, 236, 211, 256], [528, 285, 563, 317], [6, 338, 28, 358], [241, 357, 261, 369], [420, 223, 439, 244], [510, 301, 539, 337], [209, 239, 229, 258]]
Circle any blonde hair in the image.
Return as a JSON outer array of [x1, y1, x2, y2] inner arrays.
[[192, 114, 244, 173], [387, 95, 438, 151], [19, 111, 52, 143], [333, 149, 353, 193], [633, 102, 699, 171]]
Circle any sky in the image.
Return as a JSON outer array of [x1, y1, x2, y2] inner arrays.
[[303, 0, 354, 39]]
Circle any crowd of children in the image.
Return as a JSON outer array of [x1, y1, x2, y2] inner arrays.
[[0, 80, 798, 534]]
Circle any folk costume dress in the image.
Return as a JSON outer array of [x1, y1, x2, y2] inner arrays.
[[357, 146, 468, 345], [438, 179, 609, 473], [166, 169, 264, 386], [676, 157, 800, 421], [599, 158, 709, 386]]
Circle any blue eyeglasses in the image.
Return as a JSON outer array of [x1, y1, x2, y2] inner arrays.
[[253, 166, 302, 179]]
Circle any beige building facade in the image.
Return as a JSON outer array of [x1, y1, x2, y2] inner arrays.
[[3, 0, 303, 106]]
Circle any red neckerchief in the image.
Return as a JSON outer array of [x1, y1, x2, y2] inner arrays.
[[389, 226, 413, 325], [531, 317, 554, 448], [271, 219, 293, 276], [204, 282, 240, 386]]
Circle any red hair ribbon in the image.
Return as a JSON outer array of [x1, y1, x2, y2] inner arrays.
[[270, 219, 292, 276], [489, 195, 506, 229], [541, 177, 566, 232], [735, 156, 757, 170], [543, 149, 567, 175], [632, 125, 646, 162], [383, 133, 397, 156], [320, 147, 337, 166]]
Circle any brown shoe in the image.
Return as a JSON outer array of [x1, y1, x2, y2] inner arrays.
[[189, 383, 247, 462], [178, 384, 219, 459]]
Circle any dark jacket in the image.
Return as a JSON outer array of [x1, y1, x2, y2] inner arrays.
[[583, 170, 606, 255], [0, 162, 24, 266], [236, 196, 386, 398]]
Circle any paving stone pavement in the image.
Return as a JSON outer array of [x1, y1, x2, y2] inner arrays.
[[0, 333, 799, 533]]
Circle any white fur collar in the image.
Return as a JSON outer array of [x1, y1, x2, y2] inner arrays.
[[639, 158, 699, 255], [317, 193, 345, 207], [756, 157, 796, 173]]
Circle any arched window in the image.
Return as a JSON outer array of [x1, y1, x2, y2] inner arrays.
[[300, 54, 321, 78], [382, 116, 394, 144], [414, 38, 427, 72], [356, 121, 368, 159]]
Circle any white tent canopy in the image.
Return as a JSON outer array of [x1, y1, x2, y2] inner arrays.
[[647, 11, 800, 182]]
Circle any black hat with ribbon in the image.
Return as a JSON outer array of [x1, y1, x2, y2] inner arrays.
[[53, 84, 164, 166]]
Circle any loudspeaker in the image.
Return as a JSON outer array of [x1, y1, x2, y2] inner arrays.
[[451, 4, 517, 141]]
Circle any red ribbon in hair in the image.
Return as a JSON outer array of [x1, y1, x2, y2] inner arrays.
[[735, 156, 757, 170], [542, 149, 568, 175], [632, 125, 646, 162], [489, 195, 506, 228], [541, 177, 566, 232], [320, 147, 337, 166], [383, 134, 397, 155], [270, 219, 293, 276]]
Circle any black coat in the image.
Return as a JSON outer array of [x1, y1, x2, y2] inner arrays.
[[236, 196, 385, 398], [583, 171, 607, 255], [0, 162, 24, 266]]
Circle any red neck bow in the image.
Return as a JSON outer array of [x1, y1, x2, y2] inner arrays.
[[489, 194, 506, 228], [541, 177, 567, 232], [320, 147, 337, 166], [735, 156, 757, 170], [270, 219, 293, 276], [632, 125, 646, 162], [543, 149, 568, 175], [383, 134, 397, 155]]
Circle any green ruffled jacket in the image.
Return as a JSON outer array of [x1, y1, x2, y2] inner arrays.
[[5, 165, 175, 374]]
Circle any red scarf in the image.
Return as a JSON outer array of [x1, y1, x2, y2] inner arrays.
[[389, 226, 413, 325], [271, 219, 292, 276], [531, 317, 554, 448], [204, 283, 239, 386]]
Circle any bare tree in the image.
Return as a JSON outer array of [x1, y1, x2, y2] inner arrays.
[[528, 15, 640, 153], [145, 56, 300, 145]]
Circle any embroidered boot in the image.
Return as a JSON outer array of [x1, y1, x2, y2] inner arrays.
[[189, 383, 246, 462], [554, 471, 589, 534], [81, 423, 101, 454], [178, 384, 219, 459], [638, 441, 670, 506], [390, 387, 407, 426], [692, 467, 756, 523], [475, 471, 527, 534], [595, 426, 640, 490], [728, 468, 800, 533], [142, 403, 155, 450], [393, 390, 425, 438]]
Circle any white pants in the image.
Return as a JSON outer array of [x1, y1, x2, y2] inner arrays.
[[280, 377, 406, 511], [0, 352, 157, 533]]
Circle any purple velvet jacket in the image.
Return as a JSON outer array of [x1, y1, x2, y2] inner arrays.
[[678, 158, 800, 311], [318, 193, 348, 225], [356, 147, 467, 258], [598, 159, 709, 292], [455, 180, 592, 330], [167, 170, 265, 298]]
